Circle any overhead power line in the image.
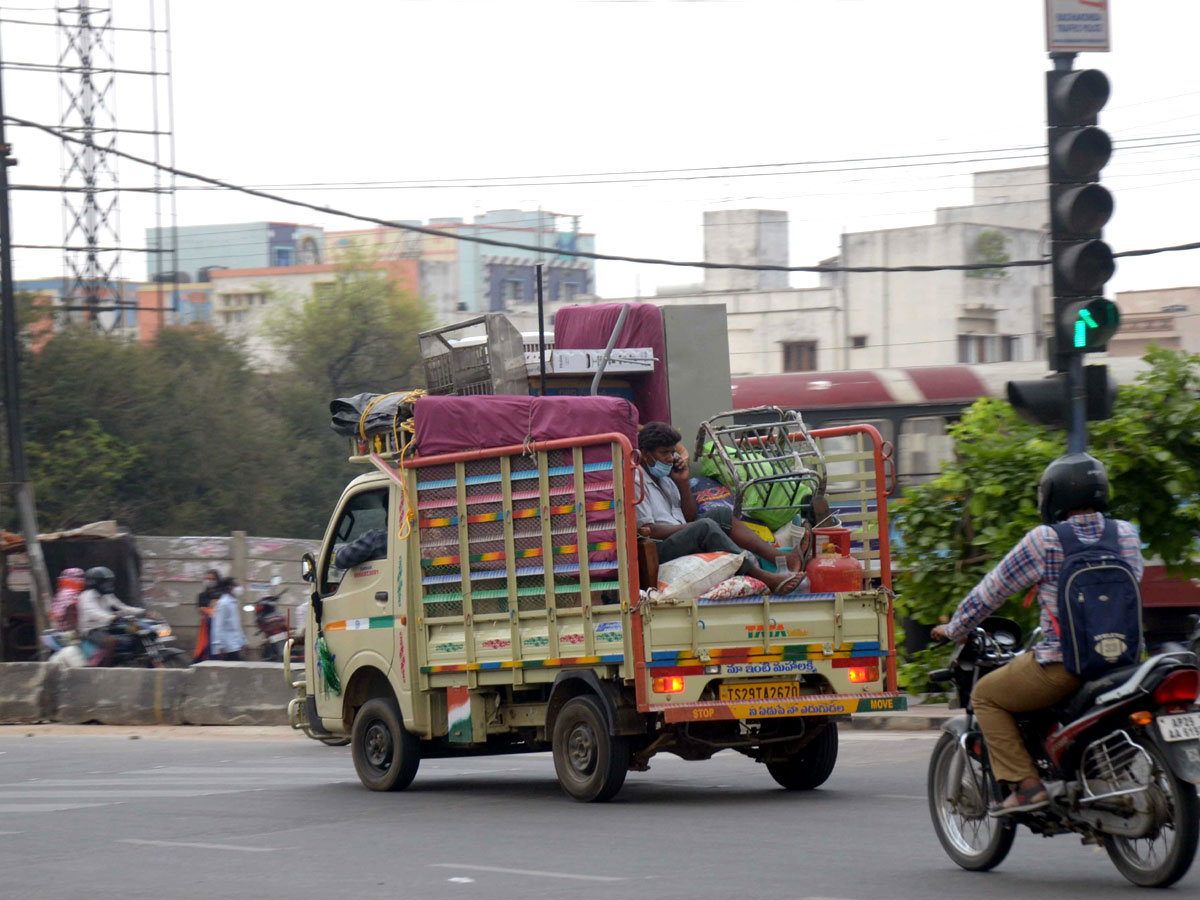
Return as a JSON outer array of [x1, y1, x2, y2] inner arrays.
[[5, 114, 1200, 275]]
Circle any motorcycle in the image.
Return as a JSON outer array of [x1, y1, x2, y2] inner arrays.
[[45, 613, 187, 668], [246, 577, 302, 662], [927, 616, 1200, 888], [106, 613, 189, 668]]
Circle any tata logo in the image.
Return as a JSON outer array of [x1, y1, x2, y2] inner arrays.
[[745, 625, 788, 639]]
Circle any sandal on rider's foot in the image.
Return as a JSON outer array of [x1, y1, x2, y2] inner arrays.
[[989, 780, 1049, 817], [771, 571, 806, 596]]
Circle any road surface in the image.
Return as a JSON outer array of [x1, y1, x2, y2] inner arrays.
[[0, 727, 1196, 899]]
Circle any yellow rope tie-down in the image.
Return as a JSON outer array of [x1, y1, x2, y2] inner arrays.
[[358, 389, 426, 541]]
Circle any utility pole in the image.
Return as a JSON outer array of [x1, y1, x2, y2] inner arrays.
[[0, 33, 52, 657]]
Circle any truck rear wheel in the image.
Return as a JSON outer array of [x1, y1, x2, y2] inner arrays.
[[552, 695, 630, 802], [352, 697, 420, 792], [766, 721, 838, 790]]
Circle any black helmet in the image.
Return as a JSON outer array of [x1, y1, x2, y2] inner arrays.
[[84, 566, 116, 594], [1038, 452, 1109, 525]]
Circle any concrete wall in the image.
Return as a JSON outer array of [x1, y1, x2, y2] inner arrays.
[[139, 533, 320, 660], [0, 662, 296, 726]]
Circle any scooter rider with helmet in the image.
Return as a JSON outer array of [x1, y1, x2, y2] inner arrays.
[[931, 453, 1145, 815], [77, 566, 144, 665]]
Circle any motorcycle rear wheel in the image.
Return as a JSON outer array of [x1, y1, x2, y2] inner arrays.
[[1105, 738, 1200, 888], [927, 731, 1015, 871]]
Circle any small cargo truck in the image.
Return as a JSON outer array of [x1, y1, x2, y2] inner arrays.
[[286, 390, 905, 802]]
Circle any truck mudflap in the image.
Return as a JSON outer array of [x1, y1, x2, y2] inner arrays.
[[648, 691, 907, 724]]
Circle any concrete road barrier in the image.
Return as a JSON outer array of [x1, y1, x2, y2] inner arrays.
[[178, 662, 293, 726], [0, 662, 53, 724], [0, 661, 293, 726], [53, 666, 193, 726]]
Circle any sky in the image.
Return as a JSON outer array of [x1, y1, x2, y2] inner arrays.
[[3, 0, 1200, 301]]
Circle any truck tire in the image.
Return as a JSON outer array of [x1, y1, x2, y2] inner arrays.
[[352, 697, 420, 792], [766, 721, 838, 790], [552, 695, 630, 802]]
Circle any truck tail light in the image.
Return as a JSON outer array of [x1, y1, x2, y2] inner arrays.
[[1153, 669, 1199, 709], [652, 676, 685, 694], [847, 665, 879, 684]]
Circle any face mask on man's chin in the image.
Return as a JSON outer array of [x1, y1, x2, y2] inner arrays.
[[648, 459, 673, 479], [232, 586, 244, 598]]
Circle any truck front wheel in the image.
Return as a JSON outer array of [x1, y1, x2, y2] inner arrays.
[[766, 721, 838, 790], [352, 697, 420, 792], [552, 695, 630, 802]]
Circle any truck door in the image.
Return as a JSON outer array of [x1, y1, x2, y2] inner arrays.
[[316, 486, 395, 700]]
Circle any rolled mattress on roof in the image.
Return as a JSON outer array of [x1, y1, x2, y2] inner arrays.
[[413, 394, 639, 456]]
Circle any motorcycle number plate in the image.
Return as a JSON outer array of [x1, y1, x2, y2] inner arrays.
[[1158, 712, 1200, 743], [268, 632, 288, 643]]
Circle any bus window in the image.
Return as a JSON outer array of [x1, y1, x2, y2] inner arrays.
[[816, 419, 894, 489], [899, 416, 955, 485]]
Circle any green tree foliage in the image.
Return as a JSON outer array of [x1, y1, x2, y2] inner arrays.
[[893, 347, 1200, 688], [267, 252, 431, 399], [968, 230, 1010, 279], [264, 253, 433, 529], [7, 257, 432, 538]]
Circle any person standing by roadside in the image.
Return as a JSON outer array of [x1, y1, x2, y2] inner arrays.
[[209, 576, 247, 661], [192, 569, 222, 663]]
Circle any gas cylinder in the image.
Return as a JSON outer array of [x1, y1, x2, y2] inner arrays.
[[805, 526, 864, 592]]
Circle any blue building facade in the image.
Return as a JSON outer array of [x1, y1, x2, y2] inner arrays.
[[446, 210, 595, 313]]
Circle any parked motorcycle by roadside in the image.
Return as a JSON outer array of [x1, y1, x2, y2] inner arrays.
[[927, 616, 1200, 888], [246, 577, 302, 662]]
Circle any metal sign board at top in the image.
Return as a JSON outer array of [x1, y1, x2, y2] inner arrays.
[[1046, 0, 1111, 52]]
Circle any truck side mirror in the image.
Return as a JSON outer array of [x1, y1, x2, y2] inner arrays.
[[301, 553, 316, 584]]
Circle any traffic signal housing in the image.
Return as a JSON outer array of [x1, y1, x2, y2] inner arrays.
[[1007, 364, 1116, 429], [1047, 68, 1116, 370]]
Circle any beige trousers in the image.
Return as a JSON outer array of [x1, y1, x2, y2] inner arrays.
[[971, 651, 1080, 783]]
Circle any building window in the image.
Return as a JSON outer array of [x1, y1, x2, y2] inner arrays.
[[782, 341, 818, 372], [274, 247, 293, 267], [957, 334, 1017, 364], [504, 279, 524, 303], [851, 335, 867, 350], [560, 282, 577, 303]]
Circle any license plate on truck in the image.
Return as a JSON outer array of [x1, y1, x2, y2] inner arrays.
[[1159, 712, 1200, 742], [719, 681, 803, 702]]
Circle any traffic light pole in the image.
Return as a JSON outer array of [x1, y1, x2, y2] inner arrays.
[[1066, 353, 1087, 452]]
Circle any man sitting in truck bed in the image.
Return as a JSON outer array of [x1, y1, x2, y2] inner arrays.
[[635, 422, 808, 594]]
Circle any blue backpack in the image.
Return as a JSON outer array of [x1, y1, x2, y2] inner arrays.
[[1052, 520, 1142, 679]]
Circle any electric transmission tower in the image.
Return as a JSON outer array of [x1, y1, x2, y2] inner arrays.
[[58, 2, 123, 320], [0, 1, 176, 330]]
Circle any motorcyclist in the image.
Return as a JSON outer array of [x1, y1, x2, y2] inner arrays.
[[930, 453, 1145, 815], [77, 566, 145, 666], [50, 567, 86, 632]]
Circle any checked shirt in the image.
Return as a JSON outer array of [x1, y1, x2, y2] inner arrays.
[[944, 512, 1144, 664]]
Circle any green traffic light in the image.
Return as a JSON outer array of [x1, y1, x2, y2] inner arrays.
[[1074, 309, 1100, 348], [1065, 298, 1120, 352]]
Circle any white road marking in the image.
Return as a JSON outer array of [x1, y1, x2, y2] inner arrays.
[[0, 830, 25, 835], [120, 766, 343, 775], [447, 877, 476, 883], [0, 778, 351, 787], [430, 864, 624, 883], [0, 803, 108, 813], [0, 790, 247, 799], [118, 839, 278, 853]]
